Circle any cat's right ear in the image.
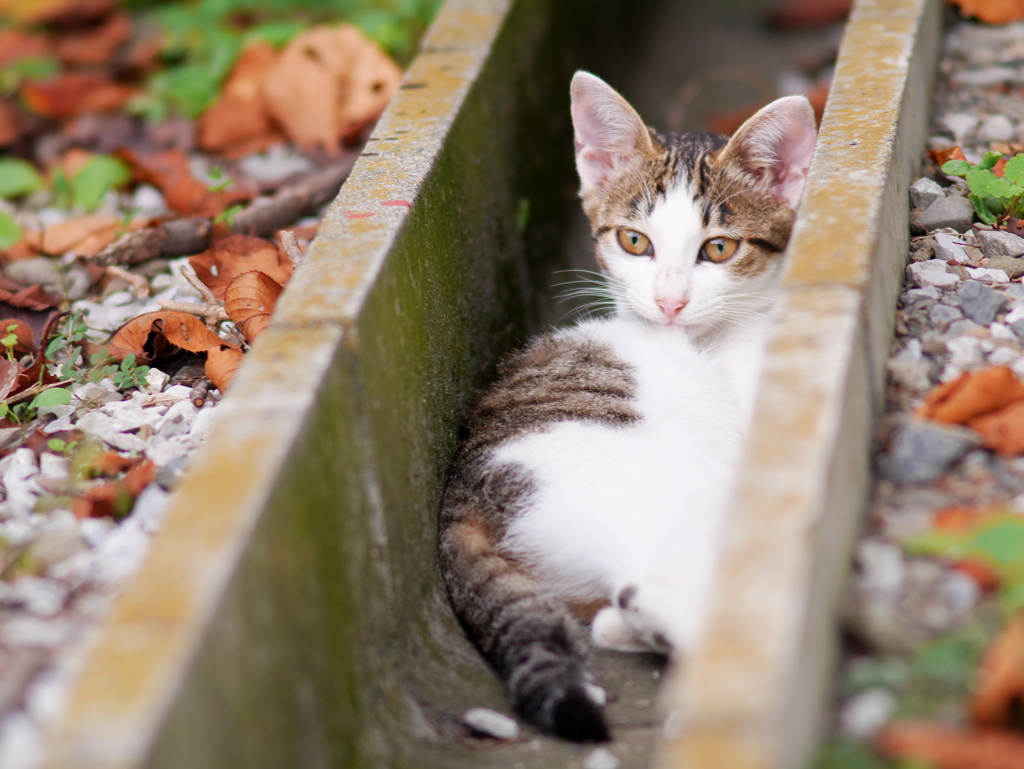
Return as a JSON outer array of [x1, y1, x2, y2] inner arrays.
[[570, 72, 653, 194]]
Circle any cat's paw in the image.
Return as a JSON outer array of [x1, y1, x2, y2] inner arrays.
[[591, 606, 649, 652], [615, 584, 674, 655]]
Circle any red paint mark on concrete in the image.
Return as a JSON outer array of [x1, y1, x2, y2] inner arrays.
[[381, 200, 412, 208], [345, 212, 375, 219]]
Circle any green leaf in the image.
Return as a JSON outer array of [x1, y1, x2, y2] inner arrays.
[[71, 155, 132, 212], [120, 353, 136, 371], [941, 159, 972, 176], [988, 177, 1023, 200], [47, 438, 66, 452], [0, 210, 22, 250], [968, 194, 999, 224], [30, 387, 71, 409], [0, 158, 44, 199], [965, 169, 997, 197], [1003, 154, 1024, 185], [978, 151, 1004, 171]]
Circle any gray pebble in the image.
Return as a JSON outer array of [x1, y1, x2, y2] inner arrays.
[[938, 112, 978, 142], [909, 178, 944, 209], [1012, 319, 1024, 338], [978, 114, 1014, 142], [915, 196, 975, 233], [948, 318, 986, 336], [977, 229, 1024, 258], [957, 279, 1008, 325], [883, 420, 980, 483], [904, 286, 941, 303], [933, 232, 969, 263], [929, 303, 962, 329], [985, 255, 1024, 280], [907, 259, 959, 288]]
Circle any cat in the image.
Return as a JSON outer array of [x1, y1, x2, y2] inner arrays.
[[439, 71, 816, 742]]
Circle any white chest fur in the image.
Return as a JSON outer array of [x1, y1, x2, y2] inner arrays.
[[495, 317, 742, 652]]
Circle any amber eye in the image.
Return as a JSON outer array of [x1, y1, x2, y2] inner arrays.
[[700, 237, 740, 263], [617, 229, 653, 256]]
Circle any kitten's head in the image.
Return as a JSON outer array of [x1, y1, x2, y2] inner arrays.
[[570, 71, 816, 336]]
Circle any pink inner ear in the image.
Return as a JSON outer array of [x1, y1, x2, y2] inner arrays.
[[766, 107, 816, 207], [572, 100, 621, 190]]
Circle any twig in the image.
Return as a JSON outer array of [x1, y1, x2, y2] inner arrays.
[[279, 230, 304, 268], [105, 265, 150, 298], [157, 299, 229, 329], [92, 156, 355, 267], [190, 380, 210, 408], [6, 378, 76, 406], [179, 264, 218, 305]]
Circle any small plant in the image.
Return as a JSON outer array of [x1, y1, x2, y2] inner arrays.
[[1, 324, 19, 361], [942, 151, 1024, 226], [214, 203, 244, 227]]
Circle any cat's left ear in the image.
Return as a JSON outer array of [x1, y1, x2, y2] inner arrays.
[[721, 95, 817, 208]]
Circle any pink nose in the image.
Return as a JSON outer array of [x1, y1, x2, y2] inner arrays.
[[657, 299, 686, 319]]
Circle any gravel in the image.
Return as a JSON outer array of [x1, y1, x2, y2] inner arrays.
[[914, 194, 975, 232]]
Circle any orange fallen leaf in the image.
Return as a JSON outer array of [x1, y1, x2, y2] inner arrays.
[[876, 721, 1024, 769], [0, 319, 37, 356], [54, 12, 132, 66], [72, 457, 155, 520], [971, 613, 1024, 726], [948, 0, 1024, 24], [105, 310, 229, 364], [224, 270, 283, 343], [993, 156, 1009, 178], [969, 400, 1024, 456], [0, 100, 19, 146], [90, 450, 133, 478], [929, 145, 969, 167], [190, 235, 293, 300], [205, 343, 245, 392], [918, 366, 1024, 425], [21, 72, 138, 119], [198, 41, 282, 155], [262, 24, 401, 153], [0, 0, 116, 25], [116, 148, 253, 217], [20, 215, 124, 256], [0, 29, 53, 69], [952, 558, 1002, 592]]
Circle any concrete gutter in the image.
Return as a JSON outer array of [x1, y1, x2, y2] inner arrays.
[[657, 1, 943, 768], [44, 0, 942, 767]]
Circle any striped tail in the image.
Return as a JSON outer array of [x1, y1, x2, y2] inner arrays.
[[440, 511, 610, 742]]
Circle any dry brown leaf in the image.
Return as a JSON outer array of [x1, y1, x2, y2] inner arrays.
[[969, 400, 1024, 456], [72, 457, 155, 520], [116, 147, 253, 217], [105, 311, 229, 363], [224, 270, 283, 343], [198, 41, 282, 155], [917, 366, 1024, 425], [929, 145, 970, 167], [876, 721, 1024, 769], [20, 215, 123, 256], [0, 358, 22, 402], [190, 235, 293, 300], [54, 11, 132, 66], [0, 100, 19, 146], [0, 319, 37, 356], [21, 72, 139, 119], [971, 613, 1024, 726], [263, 24, 401, 153], [948, 0, 1024, 24], [0, 0, 116, 25], [205, 343, 245, 392], [0, 29, 53, 69]]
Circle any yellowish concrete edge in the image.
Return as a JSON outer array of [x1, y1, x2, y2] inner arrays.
[[44, 3, 514, 767], [657, 1, 942, 768]]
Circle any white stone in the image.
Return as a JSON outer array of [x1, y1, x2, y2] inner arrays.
[[37, 454, 69, 481], [41, 415, 75, 434], [189, 406, 218, 442], [584, 748, 621, 769], [100, 431, 147, 453], [156, 399, 198, 438], [942, 571, 981, 614], [463, 707, 520, 740], [91, 518, 150, 586], [1006, 305, 1024, 325], [100, 400, 165, 431], [0, 713, 44, 769], [8, 577, 66, 617], [132, 484, 170, 534], [991, 323, 1017, 341], [163, 384, 193, 400], [238, 145, 315, 184], [990, 347, 1020, 366], [3, 617, 71, 648], [24, 666, 69, 724], [966, 267, 1010, 282], [948, 336, 984, 366], [142, 367, 170, 394], [131, 184, 167, 218], [144, 434, 193, 467], [907, 260, 959, 288], [71, 381, 120, 406], [933, 232, 970, 263], [909, 177, 944, 209], [0, 449, 41, 515], [78, 517, 115, 549], [939, 113, 978, 142], [839, 688, 897, 739], [0, 518, 34, 546], [978, 114, 1015, 142], [857, 540, 905, 593]]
